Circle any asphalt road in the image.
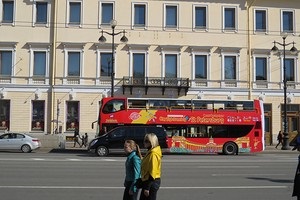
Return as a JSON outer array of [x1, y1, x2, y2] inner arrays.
[[0, 150, 299, 200]]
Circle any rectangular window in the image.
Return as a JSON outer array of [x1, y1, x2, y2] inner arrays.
[[0, 100, 10, 131], [285, 58, 295, 81], [66, 101, 79, 131], [36, 2, 47, 24], [224, 56, 236, 79], [68, 52, 80, 77], [0, 51, 12, 76], [69, 2, 81, 25], [32, 101, 45, 131], [224, 7, 236, 30], [165, 54, 177, 78], [134, 4, 145, 27], [100, 52, 112, 77], [195, 6, 206, 29], [165, 5, 177, 28], [195, 55, 207, 79], [33, 51, 46, 76], [255, 57, 267, 80], [2, 1, 14, 23], [282, 11, 294, 33], [101, 2, 113, 25], [133, 53, 145, 78], [255, 10, 266, 32]]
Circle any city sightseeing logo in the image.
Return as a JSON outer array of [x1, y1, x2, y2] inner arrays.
[[129, 112, 141, 120]]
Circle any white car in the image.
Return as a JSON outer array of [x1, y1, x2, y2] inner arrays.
[[0, 133, 41, 153]]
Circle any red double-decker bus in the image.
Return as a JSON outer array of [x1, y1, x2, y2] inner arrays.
[[94, 97, 265, 155]]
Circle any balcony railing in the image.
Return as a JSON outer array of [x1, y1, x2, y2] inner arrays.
[[121, 76, 190, 95]]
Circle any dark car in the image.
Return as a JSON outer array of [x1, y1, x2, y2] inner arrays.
[[88, 126, 169, 156]]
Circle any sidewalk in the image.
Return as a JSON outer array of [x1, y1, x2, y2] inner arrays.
[[264, 145, 299, 154]]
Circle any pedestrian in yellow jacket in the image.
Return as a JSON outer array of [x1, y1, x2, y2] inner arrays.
[[140, 133, 162, 200]]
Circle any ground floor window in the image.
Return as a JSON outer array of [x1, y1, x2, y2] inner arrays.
[[66, 101, 79, 131], [32, 100, 45, 131], [0, 100, 10, 131]]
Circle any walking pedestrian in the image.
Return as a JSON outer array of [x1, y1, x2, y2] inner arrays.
[[292, 134, 300, 151], [139, 133, 162, 200], [275, 130, 283, 149], [73, 128, 81, 147], [292, 155, 300, 200], [80, 133, 88, 148], [123, 140, 142, 200]]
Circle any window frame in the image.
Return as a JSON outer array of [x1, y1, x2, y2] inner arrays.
[[222, 6, 238, 32], [163, 53, 180, 78], [193, 4, 208, 31], [67, 51, 81, 77], [220, 51, 240, 87], [28, 44, 50, 84], [32, 1, 50, 27], [66, 0, 83, 27], [253, 56, 269, 82], [0, 0, 15, 26], [95, 44, 118, 85], [99, 1, 115, 28], [281, 9, 295, 34], [131, 2, 148, 29], [0, 43, 16, 81], [0, 99, 10, 131], [281, 57, 297, 82], [63, 43, 85, 84], [31, 100, 45, 132], [66, 101, 80, 132], [131, 52, 147, 78], [164, 4, 179, 30], [254, 8, 268, 34], [193, 53, 209, 80]]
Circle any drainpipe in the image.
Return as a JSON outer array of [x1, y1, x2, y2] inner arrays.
[[50, 0, 58, 134], [246, 0, 256, 100]]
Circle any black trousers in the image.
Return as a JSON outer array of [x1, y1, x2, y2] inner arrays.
[[123, 181, 138, 200], [139, 179, 160, 200]]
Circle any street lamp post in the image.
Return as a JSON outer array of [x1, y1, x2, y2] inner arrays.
[[271, 34, 298, 150], [98, 19, 128, 97]]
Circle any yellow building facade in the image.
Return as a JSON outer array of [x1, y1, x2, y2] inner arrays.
[[0, 0, 299, 145]]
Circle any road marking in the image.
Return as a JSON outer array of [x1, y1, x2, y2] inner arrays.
[[161, 186, 288, 189], [197, 166, 260, 168], [0, 186, 287, 189], [31, 158, 45, 161], [211, 173, 286, 176], [67, 159, 81, 161]]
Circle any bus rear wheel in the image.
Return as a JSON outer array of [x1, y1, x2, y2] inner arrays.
[[223, 142, 237, 155], [96, 146, 109, 156]]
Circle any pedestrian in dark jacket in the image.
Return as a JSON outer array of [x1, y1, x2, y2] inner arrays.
[[292, 155, 300, 200], [73, 128, 81, 147], [275, 130, 283, 149], [292, 135, 300, 151], [123, 140, 142, 200]]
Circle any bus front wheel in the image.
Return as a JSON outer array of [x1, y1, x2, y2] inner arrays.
[[96, 146, 109, 156], [223, 142, 237, 155]]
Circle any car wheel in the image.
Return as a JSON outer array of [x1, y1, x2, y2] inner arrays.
[[223, 142, 237, 155], [96, 146, 108, 156], [21, 144, 32, 153]]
